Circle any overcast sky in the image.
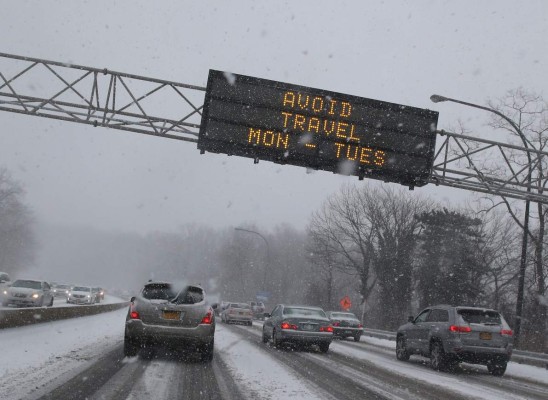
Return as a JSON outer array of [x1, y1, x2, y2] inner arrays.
[[1, 1, 547, 234]]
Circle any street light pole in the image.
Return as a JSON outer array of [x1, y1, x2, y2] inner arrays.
[[431, 94, 532, 347], [234, 227, 270, 293]]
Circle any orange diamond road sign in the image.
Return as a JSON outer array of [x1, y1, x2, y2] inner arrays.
[[340, 296, 352, 310]]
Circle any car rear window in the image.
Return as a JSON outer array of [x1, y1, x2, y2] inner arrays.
[[330, 312, 357, 319], [172, 286, 204, 304], [283, 307, 326, 318], [12, 280, 41, 289], [458, 309, 501, 325], [141, 284, 176, 300], [230, 303, 251, 309]]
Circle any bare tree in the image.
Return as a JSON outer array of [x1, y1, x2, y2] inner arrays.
[[0, 168, 36, 275]]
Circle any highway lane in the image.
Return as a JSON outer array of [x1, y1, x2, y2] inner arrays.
[[5, 312, 547, 400]]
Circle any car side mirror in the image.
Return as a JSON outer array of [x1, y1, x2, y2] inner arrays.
[[408, 316, 414, 323], [263, 312, 271, 318], [130, 296, 136, 303]]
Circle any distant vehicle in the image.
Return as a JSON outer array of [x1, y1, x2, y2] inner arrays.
[[262, 305, 333, 353], [92, 287, 104, 301], [396, 305, 513, 376], [124, 282, 215, 361], [0, 272, 11, 302], [67, 286, 97, 305], [3, 279, 54, 307], [52, 283, 71, 298], [221, 302, 253, 325], [249, 301, 265, 319], [326, 311, 363, 342]]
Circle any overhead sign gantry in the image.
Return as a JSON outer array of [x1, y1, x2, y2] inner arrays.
[[0, 52, 547, 203]]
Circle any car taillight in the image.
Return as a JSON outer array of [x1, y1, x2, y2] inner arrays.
[[281, 321, 298, 330], [501, 329, 513, 336], [332, 322, 340, 327], [201, 310, 213, 324], [449, 325, 471, 333], [130, 311, 140, 319], [320, 325, 333, 332], [358, 324, 363, 328]]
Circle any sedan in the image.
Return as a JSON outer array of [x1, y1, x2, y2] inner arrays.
[[3, 279, 54, 307], [67, 286, 97, 304], [124, 282, 215, 361], [52, 284, 71, 298], [262, 305, 333, 352], [326, 311, 363, 342], [221, 302, 253, 325]]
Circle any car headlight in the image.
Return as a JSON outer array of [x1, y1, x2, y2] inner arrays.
[[2, 290, 6, 295], [32, 293, 40, 299], [87, 295, 91, 298]]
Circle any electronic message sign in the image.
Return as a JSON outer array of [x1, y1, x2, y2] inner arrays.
[[198, 70, 439, 187]]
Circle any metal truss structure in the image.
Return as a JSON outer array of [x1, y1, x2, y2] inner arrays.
[[0, 52, 205, 143], [429, 130, 548, 204], [1, 52, 547, 204]]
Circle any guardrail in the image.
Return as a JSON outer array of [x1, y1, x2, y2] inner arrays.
[[362, 328, 548, 369], [0, 302, 129, 329]]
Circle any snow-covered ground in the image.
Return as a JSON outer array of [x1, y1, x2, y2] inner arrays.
[[0, 307, 127, 400], [215, 324, 330, 400]]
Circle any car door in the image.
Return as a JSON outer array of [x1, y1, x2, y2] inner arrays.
[[264, 305, 281, 339], [405, 309, 430, 352], [425, 309, 449, 349]]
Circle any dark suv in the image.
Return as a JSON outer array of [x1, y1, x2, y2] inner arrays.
[[396, 305, 513, 376]]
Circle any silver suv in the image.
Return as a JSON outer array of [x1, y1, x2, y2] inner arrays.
[[396, 305, 513, 376], [124, 282, 215, 361]]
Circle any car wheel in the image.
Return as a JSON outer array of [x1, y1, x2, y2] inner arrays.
[[396, 335, 410, 361], [487, 361, 507, 376], [48, 297, 54, 307], [272, 329, 281, 348], [354, 334, 361, 342], [248, 321, 253, 326], [200, 339, 214, 362], [430, 341, 449, 371], [39, 297, 45, 307], [124, 337, 140, 357], [318, 342, 330, 353], [262, 328, 269, 344]]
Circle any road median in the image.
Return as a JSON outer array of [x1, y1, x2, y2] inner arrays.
[[0, 301, 129, 329]]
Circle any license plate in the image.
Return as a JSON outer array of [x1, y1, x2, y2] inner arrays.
[[301, 324, 315, 331], [162, 311, 181, 320], [480, 332, 492, 340]]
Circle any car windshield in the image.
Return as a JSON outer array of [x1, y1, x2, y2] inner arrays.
[[56, 285, 70, 289], [284, 307, 326, 318], [330, 312, 357, 319], [72, 287, 90, 292], [12, 280, 41, 289], [141, 284, 177, 300], [458, 309, 502, 325]]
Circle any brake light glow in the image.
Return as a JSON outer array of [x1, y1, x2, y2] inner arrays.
[[320, 325, 334, 333], [201, 310, 213, 324], [501, 329, 513, 336], [449, 325, 471, 333], [130, 311, 140, 319], [281, 321, 298, 330]]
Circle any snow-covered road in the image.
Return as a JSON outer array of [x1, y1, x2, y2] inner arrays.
[[0, 310, 546, 400]]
